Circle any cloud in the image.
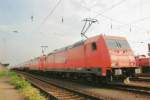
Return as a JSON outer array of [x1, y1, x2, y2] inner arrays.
[[0, 0, 150, 65]]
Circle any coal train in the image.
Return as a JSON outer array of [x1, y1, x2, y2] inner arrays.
[[14, 35, 142, 81]]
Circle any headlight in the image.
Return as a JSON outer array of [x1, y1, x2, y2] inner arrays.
[[114, 69, 122, 75], [135, 68, 141, 74]]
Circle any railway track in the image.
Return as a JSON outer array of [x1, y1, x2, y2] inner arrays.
[[15, 70, 150, 100], [69, 79, 150, 96], [129, 77, 150, 82], [15, 71, 101, 100], [61, 77, 150, 96], [105, 83, 150, 96], [137, 73, 150, 77]]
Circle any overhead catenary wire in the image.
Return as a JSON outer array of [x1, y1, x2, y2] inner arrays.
[[81, 0, 150, 35], [33, 0, 150, 37], [80, 0, 127, 25], [81, 0, 150, 32], [40, 0, 62, 25], [79, 0, 127, 38], [97, 1, 150, 33], [35, 0, 127, 36], [93, 0, 127, 18], [117, 16, 150, 28], [33, 0, 62, 33]]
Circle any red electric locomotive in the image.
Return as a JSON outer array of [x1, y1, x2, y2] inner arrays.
[[19, 35, 141, 81], [135, 55, 150, 73]]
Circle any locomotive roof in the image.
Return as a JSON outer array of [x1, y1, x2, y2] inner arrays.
[[48, 40, 85, 55], [48, 35, 126, 55], [103, 35, 126, 40]]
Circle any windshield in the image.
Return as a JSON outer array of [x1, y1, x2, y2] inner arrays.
[[106, 39, 130, 49]]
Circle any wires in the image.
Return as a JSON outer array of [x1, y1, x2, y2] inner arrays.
[[84, 0, 150, 34], [40, 0, 62, 25], [93, 0, 127, 18], [33, 0, 62, 33], [29, 0, 63, 41], [79, 0, 126, 25], [118, 16, 150, 28]]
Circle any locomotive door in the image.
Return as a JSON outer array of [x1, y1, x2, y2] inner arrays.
[[39, 55, 46, 71], [85, 42, 98, 67]]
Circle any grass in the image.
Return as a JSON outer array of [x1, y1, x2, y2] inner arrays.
[[0, 70, 45, 100]]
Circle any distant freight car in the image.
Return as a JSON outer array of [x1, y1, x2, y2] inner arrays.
[[18, 35, 141, 81]]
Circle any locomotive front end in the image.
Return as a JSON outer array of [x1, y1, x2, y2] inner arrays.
[[105, 36, 141, 77]]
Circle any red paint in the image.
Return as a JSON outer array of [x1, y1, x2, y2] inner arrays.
[[24, 35, 136, 76], [135, 56, 150, 67]]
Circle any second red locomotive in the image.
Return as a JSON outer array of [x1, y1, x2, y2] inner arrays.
[[135, 55, 150, 73]]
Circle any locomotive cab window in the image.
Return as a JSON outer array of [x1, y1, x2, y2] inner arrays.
[[91, 42, 97, 51]]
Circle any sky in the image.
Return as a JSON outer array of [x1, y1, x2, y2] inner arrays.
[[0, 0, 150, 66]]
